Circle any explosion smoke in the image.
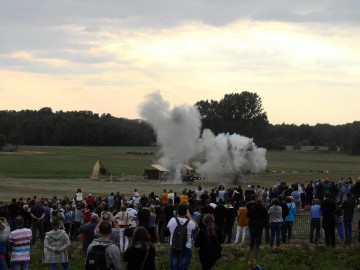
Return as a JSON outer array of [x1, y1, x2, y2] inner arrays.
[[139, 92, 267, 184]]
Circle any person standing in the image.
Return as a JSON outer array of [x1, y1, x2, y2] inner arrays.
[[341, 193, 356, 244], [0, 219, 10, 269], [194, 214, 222, 270], [9, 216, 32, 270], [247, 199, 268, 250], [167, 204, 196, 270], [29, 199, 45, 245], [321, 194, 336, 247], [114, 206, 134, 253], [123, 227, 156, 270], [213, 199, 227, 244], [282, 196, 296, 244], [223, 199, 237, 244], [234, 201, 248, 245], [43, 219, 71, 270], [86, 221, 121, 270], [309, 199, 321, 244], [268, 198, 283, 248]]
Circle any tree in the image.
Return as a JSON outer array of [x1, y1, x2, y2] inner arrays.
[[7, 132, 24, 150], [195, 91, 269, 141], [0, 134, 6, 150], [351, 133, 360, 155]]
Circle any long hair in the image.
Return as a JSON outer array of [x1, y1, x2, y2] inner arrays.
[[130, 226, 152, 249], [202, 214, 216, 236]]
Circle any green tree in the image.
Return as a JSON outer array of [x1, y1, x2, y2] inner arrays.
[[7, 132, 24, 150], [0, 134, 6, 150], [351, 133, 360, 155]]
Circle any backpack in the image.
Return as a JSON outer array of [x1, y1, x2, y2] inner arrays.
[[85, 245, 110, 270], [172, 217, 190, 254]]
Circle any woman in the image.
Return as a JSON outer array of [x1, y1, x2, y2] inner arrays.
[[194, 214, 222, 270], [123, 227, 156, 270], [114, 206, 135, 252], [234, 200, 248, 245], [268, 198, 283, 248], [0, 219, 10, 270], [43, 219, 71, 270]]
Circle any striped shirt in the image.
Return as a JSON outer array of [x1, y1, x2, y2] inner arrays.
[[9, 228, 32, 262]]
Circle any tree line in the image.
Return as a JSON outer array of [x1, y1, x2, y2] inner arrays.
[[1, 92, 360, 154], [195, 92, 360, 155], [0, 108, 155, 148]]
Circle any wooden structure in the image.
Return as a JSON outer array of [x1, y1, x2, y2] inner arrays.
[[91, 160, 114, 181], [144, 164, 169, 180]]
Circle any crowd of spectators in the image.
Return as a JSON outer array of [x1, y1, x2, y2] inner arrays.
[[0, 176, 359, 269]]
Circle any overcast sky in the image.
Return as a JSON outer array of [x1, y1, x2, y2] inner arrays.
[[1, 0, 360, 125]]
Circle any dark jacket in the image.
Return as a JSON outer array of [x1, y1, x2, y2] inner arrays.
[[321, 198, 336, 229], [194, 229, 221, 261], [123, 243, 156, 270], [247, 203, 268, 229]]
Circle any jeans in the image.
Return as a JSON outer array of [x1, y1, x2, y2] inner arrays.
[[234, 226, 247, 243], [249, 226, 263, 250], [170, 247, 191, 270], [119, 228, 130, 252], [31, 220, 44, 245], [344, 219, 352, 242], [222, 223, 234, 244], [309, 218, 320, 243], [336, 223, 344, 241], [11, 261, 29, 270], [282, 221, 293, 243], [50, 263, 70, 270], [270, 222, 282, 247]]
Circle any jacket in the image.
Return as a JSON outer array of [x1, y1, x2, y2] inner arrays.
[[87, 238, 121, 270], [43, 229, 70, 263], [237, 207, 248, 226], [123, 243, 156, 270]]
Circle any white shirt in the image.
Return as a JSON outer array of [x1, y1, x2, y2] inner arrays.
[[127, 208, 138, 228], [168, 193, 175, 202], [195, 189, 204, 201], [76, 192, 83, 201], [167, 217, 196, 249]]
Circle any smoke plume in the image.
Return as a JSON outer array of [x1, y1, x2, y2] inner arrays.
[[139, 92, 267, 184]]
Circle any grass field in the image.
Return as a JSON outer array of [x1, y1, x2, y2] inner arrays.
[[28, 240, 360, 270], [1, 145, 360, 201]]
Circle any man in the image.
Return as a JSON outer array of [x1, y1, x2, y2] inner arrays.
[[137, 201, 150, 229], [161, 189, 169, 205], [9, 216, 32, 270], [321, 194, 336, 247], [86, 221, 121, 270], [309, 199, 321, 244], [248, 259, 263, 270], [341, 193, 356, 244], [8, 198, 20, 231], [29, 199, 45, 245], [247, 199, 268, 250], [214, 199, 227, 244], [167, 204, 196, 270], [80, 214, 99, 253], [223, 199, 237, 244], [168, 189, 175, 203]]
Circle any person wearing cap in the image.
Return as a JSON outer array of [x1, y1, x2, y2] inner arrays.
[[79, 214, 99, 253]]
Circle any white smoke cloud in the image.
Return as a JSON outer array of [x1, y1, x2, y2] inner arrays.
[[195, 129, 267, 183], [140, 92, 201, 182], [139, 92, 267, 184]]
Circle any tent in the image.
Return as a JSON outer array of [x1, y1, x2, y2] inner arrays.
[[91, 160, 114, 181], [144, 164, 169, 180]]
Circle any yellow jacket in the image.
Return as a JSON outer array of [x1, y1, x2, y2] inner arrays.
[[237, 207, 248, 226]]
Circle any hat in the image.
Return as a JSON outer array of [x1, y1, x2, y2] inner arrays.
[[247, 185, 252, 189]]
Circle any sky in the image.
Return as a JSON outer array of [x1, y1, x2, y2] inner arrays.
[[1, 0, 360, 125]]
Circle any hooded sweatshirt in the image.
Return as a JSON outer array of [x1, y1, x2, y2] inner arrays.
[[86, 238, 121, 270], [43, 229, 70, 263]]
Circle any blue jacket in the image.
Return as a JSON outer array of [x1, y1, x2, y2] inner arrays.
[[285, 203, 296, 222]]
